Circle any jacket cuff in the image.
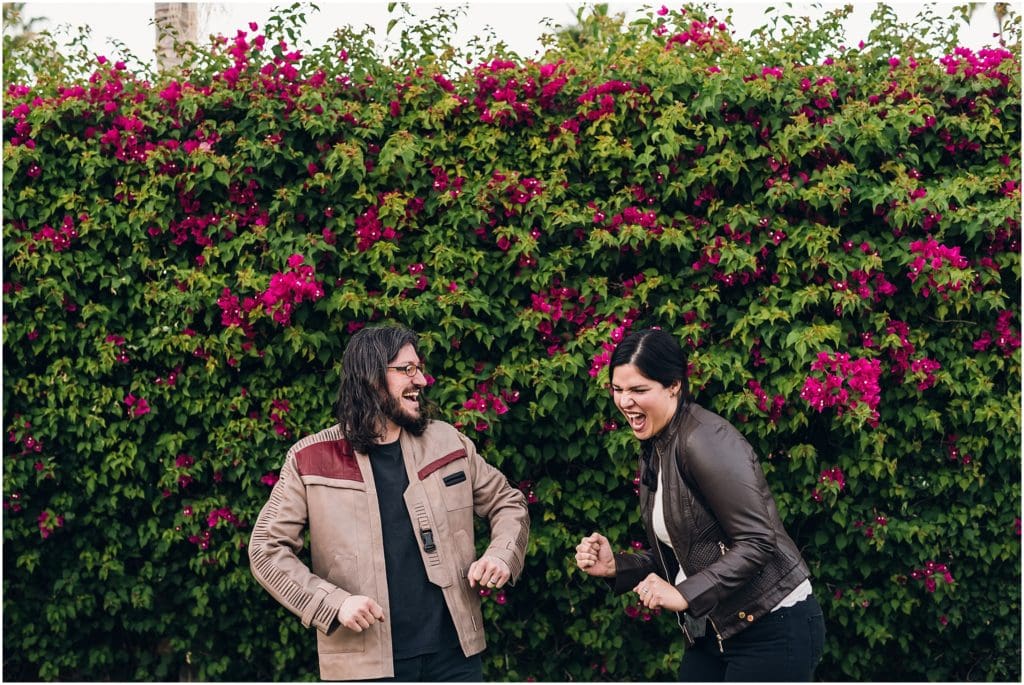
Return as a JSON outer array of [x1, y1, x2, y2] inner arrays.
[[611, 551, 652, 594], [678, 572, 719, 617], [484, 539, 523, 582], [314, 586, 351, 635]]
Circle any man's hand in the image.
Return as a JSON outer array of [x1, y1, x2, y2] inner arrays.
[[337, 595, 385, 632], [467, 555, 511, 588]]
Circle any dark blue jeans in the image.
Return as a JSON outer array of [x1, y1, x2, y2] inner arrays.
[[368, 647, 482, 682], [678, 596, 825, 681]]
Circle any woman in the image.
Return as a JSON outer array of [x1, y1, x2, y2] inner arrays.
[[575, 328, 825, 681]]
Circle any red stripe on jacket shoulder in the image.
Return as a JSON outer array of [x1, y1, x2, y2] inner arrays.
[[295, 439, 363, 482], [417, 449, 467, 480]]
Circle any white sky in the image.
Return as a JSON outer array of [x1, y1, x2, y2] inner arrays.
[[13, 1, 1009, 69]]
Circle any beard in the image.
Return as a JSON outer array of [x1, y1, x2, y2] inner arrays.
[[383, 392, 428, 436]]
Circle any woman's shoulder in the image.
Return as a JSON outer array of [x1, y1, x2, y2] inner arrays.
[[679, 403, 751, 460]]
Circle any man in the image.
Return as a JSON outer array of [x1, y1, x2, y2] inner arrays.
[[249, 325, 530, 681]]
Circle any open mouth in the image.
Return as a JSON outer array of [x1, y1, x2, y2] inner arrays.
[[623, 411, 647, 433], [402, 390, 420, 411]]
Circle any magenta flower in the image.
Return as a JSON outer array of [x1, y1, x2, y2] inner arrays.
[[800, 352, 882, 425]]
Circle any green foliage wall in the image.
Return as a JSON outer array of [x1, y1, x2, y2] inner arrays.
[[3, 4, 1020, 681]]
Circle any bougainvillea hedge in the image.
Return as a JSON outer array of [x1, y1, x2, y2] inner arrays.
[[3, 3, 1020, 681]]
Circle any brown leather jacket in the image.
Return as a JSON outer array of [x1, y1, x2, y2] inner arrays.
[[613, 402, 810, 649], [248, 421, 530, 680]]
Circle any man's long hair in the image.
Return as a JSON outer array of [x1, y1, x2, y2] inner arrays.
[[335, 325, 426, 453]]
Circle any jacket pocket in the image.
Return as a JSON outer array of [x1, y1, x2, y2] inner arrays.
[[327, 553, 359, 593], [320, 553, 367, 654], [439, 466, 473, 511], [318, 624, 366, 654]]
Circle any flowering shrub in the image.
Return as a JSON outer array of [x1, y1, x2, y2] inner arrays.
[[2, 3, 1020, 682]]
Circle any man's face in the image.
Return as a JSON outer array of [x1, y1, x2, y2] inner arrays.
[[383, 343, 428, 435]]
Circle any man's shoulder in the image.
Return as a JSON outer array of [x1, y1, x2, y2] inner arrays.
[[421, 419, 461, 439], [288, 424, 363, 480], [290, 423, 349, 451]]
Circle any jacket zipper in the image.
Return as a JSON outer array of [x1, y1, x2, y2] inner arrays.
[[705, 541, 730, 653], [651, 450, 727, 654], [650, 449, 689, 643], [653, 537, 689, 642]]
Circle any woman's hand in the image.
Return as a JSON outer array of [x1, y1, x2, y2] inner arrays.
[[634, 573, 688, 612], [574, 532, 616, 578]]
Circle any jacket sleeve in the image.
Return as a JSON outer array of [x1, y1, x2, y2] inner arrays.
[[676, 420, 778, 618], [461, 433, 531, 583], [248, 450, 350, 635], [610, 549, 659, 594]]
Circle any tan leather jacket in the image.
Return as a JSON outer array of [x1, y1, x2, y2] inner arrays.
[[248, 420, 530, 680], [613, 402, 810, 649]]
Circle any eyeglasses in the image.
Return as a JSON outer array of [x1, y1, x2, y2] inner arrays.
[[387, 362, 426, 377]]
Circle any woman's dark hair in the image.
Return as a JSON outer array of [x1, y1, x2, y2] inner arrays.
[[335, 325, 422, 453], [609, 328, 689, 404]]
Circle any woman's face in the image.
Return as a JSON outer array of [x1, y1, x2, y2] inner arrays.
[[610, 363, 680, 440]]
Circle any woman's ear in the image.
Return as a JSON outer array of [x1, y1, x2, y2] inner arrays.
[[668, 380, 682, 398]]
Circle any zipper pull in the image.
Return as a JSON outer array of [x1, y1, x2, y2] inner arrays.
[[718, 541, 727, 556], [716, 633, 724, 653]]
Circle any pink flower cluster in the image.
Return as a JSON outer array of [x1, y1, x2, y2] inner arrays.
[[799, 352, 882, 426], [747, 379, 785, 423], [973, 310, 1020, 356], [799, 74, 840, 111], [215, 26, 267, 88], [31, 215, 80, 252], [573, 79, 648, 124], [124, 393, 151, 418], [624, 601, 660, 621], [259, 254, 325, 326], [883, 320, 916, 376], [6, 88, 37, 149], [4, 491, 24, 513], [811, 466, 846, 502], [459, 385, 520, 432], [853, 515, 888, 539], [517, 480, 539, 505], [690, 220, 781, 288], [105, 334, 130, 364], [589, 283, 643, 375], [477, 587, 507, 605], [910, 560, 954, 593], [430, 165, 465, 198], [207, 506, 243, 529], [269, 399, 291, 437], [531, 283, 599, 355], [945, 434, 973, 466], [37, 510, 65, 539], [939, 47, 1015, 88], [473, 59, 568, 127], [217, 287, 246, 329], [907, 237, 969, 298], [908, 357, 941, 391], [664, 15, 730, 51], [260, 471, 279, 487], [354, 205, 397, 252], [8, 420, 43, 455], [591, 204, 662, 235]]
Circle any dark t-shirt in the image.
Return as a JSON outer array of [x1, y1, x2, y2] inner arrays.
[[368, 439, 460, 659]]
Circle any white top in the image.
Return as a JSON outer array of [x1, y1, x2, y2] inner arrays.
[[652, 465, 812, 611]]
